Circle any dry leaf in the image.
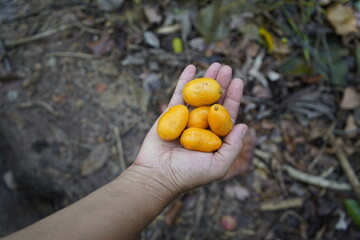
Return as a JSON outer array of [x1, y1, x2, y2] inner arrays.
[[81, 143, 110, 176], [252, 85, 272, 99], [144, 5, 162, 24], [280, 119, 298, 153], [88, 35, 115, 57], [52, 93, 67, 103], [245, 41, 260, 57], [340, 87, 360, 109], [224, 128, 256, 179], [96, 83, 108, 94], [300, 75, 323, 84], [225, 185, 250, 201], [260, 118, 276, 130], [344, 114, 358, 138], [96, 0, 124, 11], [165, 200, 183, 226], [326, 4, 358, 36], [143, 31, 160, 48]]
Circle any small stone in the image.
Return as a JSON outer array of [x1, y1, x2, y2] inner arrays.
[[6, 90, 18, 101], [46, 57, 57, 67], [3, 171, 18, 190]]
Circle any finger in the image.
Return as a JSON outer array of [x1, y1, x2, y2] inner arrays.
[[222, 78, 244, 123], [214, 124, 248, 170], [168, 65, 196, 107], [203, 62, 221, 79], [215, 65, 232, 104]]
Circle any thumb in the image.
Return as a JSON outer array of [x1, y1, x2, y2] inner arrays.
[[214, 123, 248, 170]]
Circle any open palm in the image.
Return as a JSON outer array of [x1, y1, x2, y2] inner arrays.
[[134, 63, 248, 195]]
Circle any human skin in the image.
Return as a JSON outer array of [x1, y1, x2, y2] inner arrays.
[[4, 62, 247, 240]]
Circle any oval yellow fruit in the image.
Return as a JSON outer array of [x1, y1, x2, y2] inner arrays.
[[208, 104, 233, 137], [182, 78, 223, 107], [180, 127, 222, 152], [157, 105, 189, 141], [187, 106, 210, 129]]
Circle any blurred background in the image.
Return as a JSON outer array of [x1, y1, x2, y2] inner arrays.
[[0, 0, 360, 239]]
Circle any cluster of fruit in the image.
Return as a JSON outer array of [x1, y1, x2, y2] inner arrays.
[[157, 78, 233, 152]]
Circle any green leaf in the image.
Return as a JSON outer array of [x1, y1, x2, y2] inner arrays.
[[194, 1, 230, 43], [313, 41, 348, 86], [345, 199, 360, 228], [279, 56, 313, 76]]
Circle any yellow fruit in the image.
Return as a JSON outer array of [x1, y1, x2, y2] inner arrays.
[[187, 106, 210, 129], [182, 78, 223, 107], [157, 105, 189, 141], [208, 104, 233, 137], [180, 127, 222, 152]]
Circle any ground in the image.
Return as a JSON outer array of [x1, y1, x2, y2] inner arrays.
[[1, 0, 360, 239]]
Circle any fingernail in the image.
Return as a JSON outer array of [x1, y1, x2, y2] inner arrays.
[[240, 125, 248, 138]]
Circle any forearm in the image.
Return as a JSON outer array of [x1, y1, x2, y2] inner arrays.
[[5, 165, 176, 240]]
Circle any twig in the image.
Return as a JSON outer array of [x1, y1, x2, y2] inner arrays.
[[308, 122, 336, 171], [45, 51, 94, 59], [113, 126, 126, 172], [260, 198, 303, 211], [335, 145, 360, 202], [18, 101, 60, 117], [4, 24, 74, 47], [284, 165, 351, 191]]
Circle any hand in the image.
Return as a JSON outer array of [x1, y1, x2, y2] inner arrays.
[[131, 63, 248, 197]]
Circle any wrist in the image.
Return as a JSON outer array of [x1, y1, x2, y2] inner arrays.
[[115, 164, 179, 203]]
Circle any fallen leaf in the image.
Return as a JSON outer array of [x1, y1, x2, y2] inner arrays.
[[143, 31, 160, 48], [267, 70, 281, 82], [189, 37, 206, 52], [96, 0, 124, 11], [52, 93, 67, 103], [194, 0, 230, 43], [225, 185, 250, 201], [224, 128, 256, 179], [344, 199, 360, 228], [157, 24, 181, 34], [245, 41, 260, 57], [300, 75, 323, 84], [143, 5, 162, 24], [280, 119, 298, 153], [252, 85, 272, 99], [96, 83, 108, 94], [221, 215, 237, 231], [272, 36, 291, 55], [259, 27, 274, 52], [164, 200, 183, 226], [326, 4, 358, 36], [309, 119, 331, 140], [260, 198, 303, 211], [3, 171, 18, 190], [260, 118, 276, 130], [340, 87, 360, 109], [344, 114, 358, 138], [88, 35, 115, 57], [335, 209, 349, 230], [81, 143, 110, 176]]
